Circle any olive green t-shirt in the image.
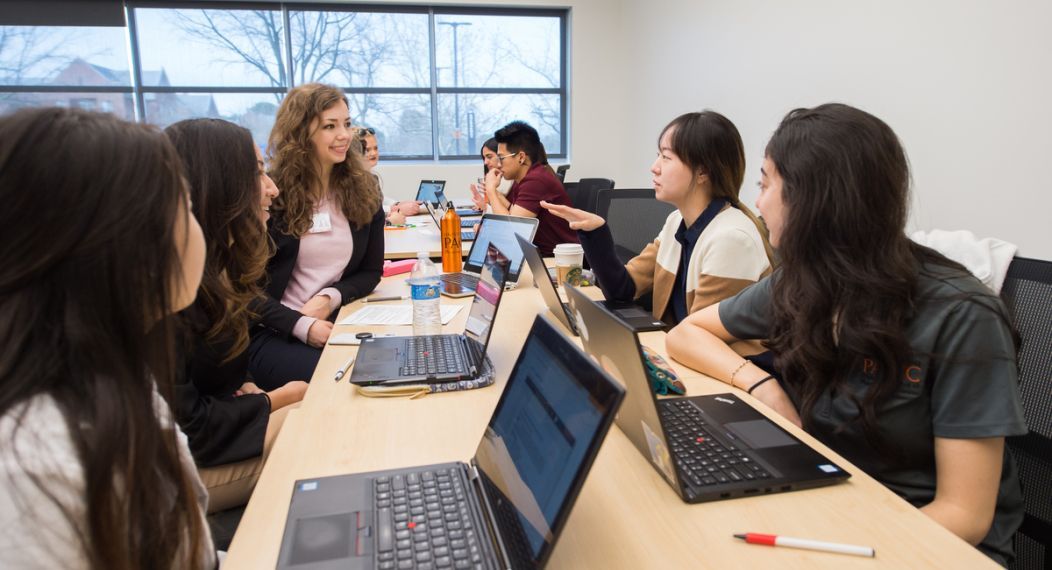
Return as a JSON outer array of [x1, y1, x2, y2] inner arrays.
[[719, 263, 1027, 566]]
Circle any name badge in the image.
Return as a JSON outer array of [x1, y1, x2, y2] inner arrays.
[[309, 212, 332, 233]]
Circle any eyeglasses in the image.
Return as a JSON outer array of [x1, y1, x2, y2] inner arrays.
[[356, 127, 376, 136], [497, 151, 519, 162]]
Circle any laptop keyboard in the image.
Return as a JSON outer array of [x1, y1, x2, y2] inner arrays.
[[402, 336, 468, 377], [658, 399, 772, 488], [440, 273, 480, 289], [374, 468, 486, 569], [461, 231, 476, 241]]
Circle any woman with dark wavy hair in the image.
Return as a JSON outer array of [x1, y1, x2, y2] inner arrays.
[[542, 111, 773, 325], [249, 83, 385, 388], [0, 108, 214, 568], [667, 103, 1025, 566], [165, 118, 307, 513]]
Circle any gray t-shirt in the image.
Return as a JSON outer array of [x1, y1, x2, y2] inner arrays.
[[719, 263, 1027, 566]]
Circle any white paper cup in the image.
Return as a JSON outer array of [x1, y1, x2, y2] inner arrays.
[[553, 243, 584, 285]]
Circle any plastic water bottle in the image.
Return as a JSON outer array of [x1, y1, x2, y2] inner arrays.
[[410, 252, 442, 336]]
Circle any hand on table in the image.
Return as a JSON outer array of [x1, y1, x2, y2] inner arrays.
[[306, 319, 333, 348], [268, 380, 308, 410], [387, 210, 407, 226], [300, 294, 332, 320], [235, 381, 264, 396], [540, 200, 606, 232], [395, 201, 421, 216]]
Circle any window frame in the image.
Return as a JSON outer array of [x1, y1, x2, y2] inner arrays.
[[1, 1, 569, 161]]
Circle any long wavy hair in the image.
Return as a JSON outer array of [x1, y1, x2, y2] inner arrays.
[[165, 118, 269, 362], [764, 103, 981, 446], [660, 111, 775, 264], [268, 83, 381, 236], [0, 108, 208, 569]]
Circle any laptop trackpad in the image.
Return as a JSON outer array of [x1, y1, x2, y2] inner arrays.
[[361, 346, 399, 363], [725, 420, 798, 449], [288, 512, 358, 564]]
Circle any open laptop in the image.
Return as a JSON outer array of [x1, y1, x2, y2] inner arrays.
[[432, 186, 483, 220], [276, 316, 625, 570], [415, 180, 446, 205], [440, 214, 539, 298], [349, 243, 510, 385], [424, 201, 477, 242], [564, 283, 851, 503], [516, 234, 666, 333]]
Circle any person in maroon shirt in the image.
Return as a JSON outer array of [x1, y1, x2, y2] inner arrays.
[[480, 121, 578, 256]]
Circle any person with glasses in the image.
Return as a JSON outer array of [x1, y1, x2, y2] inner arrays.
[[357, 127, 420, 226], [542, 111, 773, 326], [480, 121, 577, 256], [249, 83, 385, 389], [667, 104, 1025, 567]]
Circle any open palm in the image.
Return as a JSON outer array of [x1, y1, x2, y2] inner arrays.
[[539, 200, 606, 231]]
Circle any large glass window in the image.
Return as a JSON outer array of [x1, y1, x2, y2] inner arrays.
[[0, 4, 568, 160]]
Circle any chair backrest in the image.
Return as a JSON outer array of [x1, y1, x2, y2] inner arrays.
[[1000, 256, 1052, 570], [595, 188, 675, 264], [555, 164, 570, 182], [567, 177, 614, 213]]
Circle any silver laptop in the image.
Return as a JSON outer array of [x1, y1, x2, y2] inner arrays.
[[276, 316, 625, 570], [424, 201, 477, 243], [438, 213, 539, 298]]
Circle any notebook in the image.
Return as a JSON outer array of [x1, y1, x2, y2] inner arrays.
[[349, 243, 510, 385], [276, 315, 625, 569], [415, 180, 446, 205], [439, 214, 539, 298], [516, 234, 666, 333], [564, 283, 851, 503]]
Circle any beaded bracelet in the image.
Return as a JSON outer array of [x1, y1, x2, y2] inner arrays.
[[747, 375, 776, 395], [729, 360, 749, 384]]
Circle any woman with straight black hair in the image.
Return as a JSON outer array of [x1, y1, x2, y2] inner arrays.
[[667, 103, 1026, 566], [542, 111, 773, 325], [165, 118, 307, 513], [0, 108, 214, 568]]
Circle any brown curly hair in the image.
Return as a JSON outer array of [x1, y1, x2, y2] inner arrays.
[[268, 83, 381, 236], [165, 118, 270, 362]]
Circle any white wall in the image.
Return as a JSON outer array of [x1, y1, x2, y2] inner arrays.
[[617, 0, 1052, 258], [363, 0, 632, 206]]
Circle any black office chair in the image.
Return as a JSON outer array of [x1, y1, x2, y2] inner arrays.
[[565, 177, 614, 214], [596, 188, 676, 264], [555, 164, 570, 182], [1000, 256, 1052, 570]]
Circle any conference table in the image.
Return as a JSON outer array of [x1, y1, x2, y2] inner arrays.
[[223, 264, 999, 569], [384, 214, 480, 260]]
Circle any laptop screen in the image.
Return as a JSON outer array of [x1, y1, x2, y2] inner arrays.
[[464, 215, 538, 281], [416, 180, 445, 204], [473, 317, 624, 568], [463, 243, 510, 349]]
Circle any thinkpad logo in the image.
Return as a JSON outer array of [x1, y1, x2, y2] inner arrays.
[[714, 397, 735, 405]]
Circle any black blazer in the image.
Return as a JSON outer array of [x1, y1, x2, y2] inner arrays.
[[174, 304, 270, 468], [254, 205, 385, 338]]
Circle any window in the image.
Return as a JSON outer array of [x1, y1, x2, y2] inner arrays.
[[0, 4, 568, 160]]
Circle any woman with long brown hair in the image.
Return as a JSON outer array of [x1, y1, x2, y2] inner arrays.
[[165, 118, 307, 513], [542, 111, 773, 325], [667, 103, 1025, 566], [0, 108, 214, 568], [249, 83, 385, 388]]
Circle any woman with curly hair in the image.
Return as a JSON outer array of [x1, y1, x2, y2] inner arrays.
[[667, 103, 1025, 566], [165, 118, 307, 513], [0, 107, 215, 568], [249, 83, 385, 388]]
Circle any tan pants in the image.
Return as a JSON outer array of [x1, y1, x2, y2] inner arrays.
[[199, 403, 296, 513]]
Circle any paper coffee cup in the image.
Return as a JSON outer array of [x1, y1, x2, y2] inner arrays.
[[553, 243, 584, 285]]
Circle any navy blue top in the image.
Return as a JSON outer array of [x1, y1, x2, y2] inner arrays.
[[670, 199, 726, 322]]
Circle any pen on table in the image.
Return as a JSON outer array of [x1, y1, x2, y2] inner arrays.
[[733, 533, 875, 558], [333, 355, 355, 383], [361, 294, 409, 303]]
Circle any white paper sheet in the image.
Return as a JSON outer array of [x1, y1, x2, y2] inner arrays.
[[337, 304, 463, 326]]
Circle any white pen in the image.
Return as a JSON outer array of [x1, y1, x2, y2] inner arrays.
[[734, 533, 875, 557], [361, 294, 409, 303], [333, 355, 355, 382]]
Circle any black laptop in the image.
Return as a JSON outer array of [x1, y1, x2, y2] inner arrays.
[[276, 316, 625, 570], [564, 284, 850, 503], [415, 180, 446, 205], [432, 187, 483, 223], [440, 214, 539, 298], [423, 201, 477, 242], [349, 243, 510, 385], [516, 234, 666, 333]]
